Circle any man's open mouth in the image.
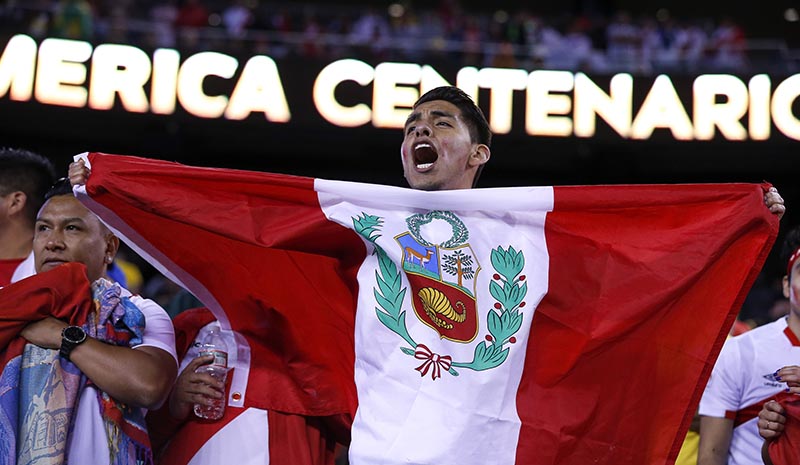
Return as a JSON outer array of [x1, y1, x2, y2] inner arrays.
[[413, 143, 438, 170]]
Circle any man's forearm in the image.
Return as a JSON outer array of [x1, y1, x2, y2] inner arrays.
[[698, 415, 734, 465]]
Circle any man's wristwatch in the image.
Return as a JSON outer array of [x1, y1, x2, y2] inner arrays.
[[60, 326, 87, 361]]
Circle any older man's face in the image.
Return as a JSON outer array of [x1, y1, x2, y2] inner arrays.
[[34, 195, 113, 282]]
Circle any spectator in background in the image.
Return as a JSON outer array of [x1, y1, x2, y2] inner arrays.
[[25, 0, 53, 39], [175, 0, 209, 29], [389, 8, 426, 62], [0, 148, 55, 287], [754, 226, 800, 465], [606, 11, 641, 71], [113, 245, 145, 294], [676, 414, 701, 465], [739, 273, 787, 327], [12, 179, 178, 464], [1, 1, 767, 76], [175, 0, 209, 50], [675, 20, 708, 72], [459, 15, 483, 66], [349, 7, 391, 59], [698, 225, 800, 465], [708, 17, 747, 71], [543, 18, 597, 71], [488, 40, 518, 69], [149, 0, 179, 48], [51, 0, 94, 41], [301, 12, 325, 58], [222, 0, 253, 39], [639, 17, 662, 74], [103, 3, 132, 44]]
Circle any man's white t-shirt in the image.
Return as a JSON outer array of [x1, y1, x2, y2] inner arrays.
[[699, 318, 800, 465], [10, 252, 35, 284], [67, 289, 177, 464]]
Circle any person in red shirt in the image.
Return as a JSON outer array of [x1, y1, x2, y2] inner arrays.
[[174, 0, 209, 29], [0, 148, 55, 286], [757, 227, 800, 465]]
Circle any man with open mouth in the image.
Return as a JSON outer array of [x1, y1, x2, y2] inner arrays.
[[401, 86, 492, 192]]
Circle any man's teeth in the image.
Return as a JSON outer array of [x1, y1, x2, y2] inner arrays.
[[417, 163, 433, 169], [415, 143, 431, 149]]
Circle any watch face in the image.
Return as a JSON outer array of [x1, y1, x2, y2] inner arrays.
[[63, 326, 86, 344]]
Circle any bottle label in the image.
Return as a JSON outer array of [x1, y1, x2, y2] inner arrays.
[[200, 349, 228, 369]]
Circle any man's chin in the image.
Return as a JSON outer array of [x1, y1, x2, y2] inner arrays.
[[404, 171, 437, 191], [406, 177, 441, 191]]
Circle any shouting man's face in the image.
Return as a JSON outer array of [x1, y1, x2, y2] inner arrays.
[[401, 99, 489, 191]]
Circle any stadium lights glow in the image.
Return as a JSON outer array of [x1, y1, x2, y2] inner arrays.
[[1, 34, 800, 142]]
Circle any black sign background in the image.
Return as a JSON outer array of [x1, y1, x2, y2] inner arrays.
[[1, 52, 798, 237]]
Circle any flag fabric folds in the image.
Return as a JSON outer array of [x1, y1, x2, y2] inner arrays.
[[0, 264, 94, 464], [75, 152, 777, 465], [0, 264, 157, 465]]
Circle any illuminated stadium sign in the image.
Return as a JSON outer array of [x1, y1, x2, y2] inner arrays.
[[1, 34, 800, 141]]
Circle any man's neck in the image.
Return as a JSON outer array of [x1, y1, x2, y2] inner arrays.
[[787, 310, 800, 341], [0, 223, 33, 260]]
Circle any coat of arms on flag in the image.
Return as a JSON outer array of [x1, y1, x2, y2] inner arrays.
[[397, 211, 480, 343], [353, 210, 528, 380]]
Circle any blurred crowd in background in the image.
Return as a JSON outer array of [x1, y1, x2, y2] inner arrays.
[[1, 0, 798, 75]]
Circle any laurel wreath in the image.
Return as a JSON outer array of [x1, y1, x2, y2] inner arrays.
[[406, 211, 469, 248], [353, 212, 528, 378]]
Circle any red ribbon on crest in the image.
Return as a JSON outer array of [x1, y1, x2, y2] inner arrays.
[[414, 344, 452, 380]]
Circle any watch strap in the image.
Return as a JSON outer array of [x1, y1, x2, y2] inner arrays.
[[60, 326, 87, 361]]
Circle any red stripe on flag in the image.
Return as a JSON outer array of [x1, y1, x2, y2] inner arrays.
[[515, 183, 777, 465], [83, 153, 364, 417]]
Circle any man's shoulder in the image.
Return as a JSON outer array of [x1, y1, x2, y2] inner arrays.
[[118, 287, 172, 324], [729, 318, 787, 347]]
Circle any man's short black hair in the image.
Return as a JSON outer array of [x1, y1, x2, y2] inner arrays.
[[0, 148, 56, 221], [414, 86, 492, 187]]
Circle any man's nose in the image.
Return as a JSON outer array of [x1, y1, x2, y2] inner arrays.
[[45, 233, 65, 250], [415, 123, 431, 137]]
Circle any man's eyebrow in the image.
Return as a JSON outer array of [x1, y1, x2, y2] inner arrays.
[[405, 111, 420, 127], [35, 216, 86, 224], [430, 110, 454, 118], [404, 110, 455, 127]]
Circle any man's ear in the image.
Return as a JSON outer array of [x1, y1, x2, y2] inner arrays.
[[104, 234, 120, 265], [469, 144, 491, 167], [5, 191, 27, 217], [784, 275, 791, 299]]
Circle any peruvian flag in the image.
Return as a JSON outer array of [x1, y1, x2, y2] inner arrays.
[[75, 152, 776, 465]]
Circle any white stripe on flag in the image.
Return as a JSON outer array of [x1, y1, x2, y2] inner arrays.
[[317, 180, 554, 465], [187, 408, 270, 465]]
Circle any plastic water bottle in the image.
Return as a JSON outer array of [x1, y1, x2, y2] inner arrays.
[[193, 327, 229, 420]]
